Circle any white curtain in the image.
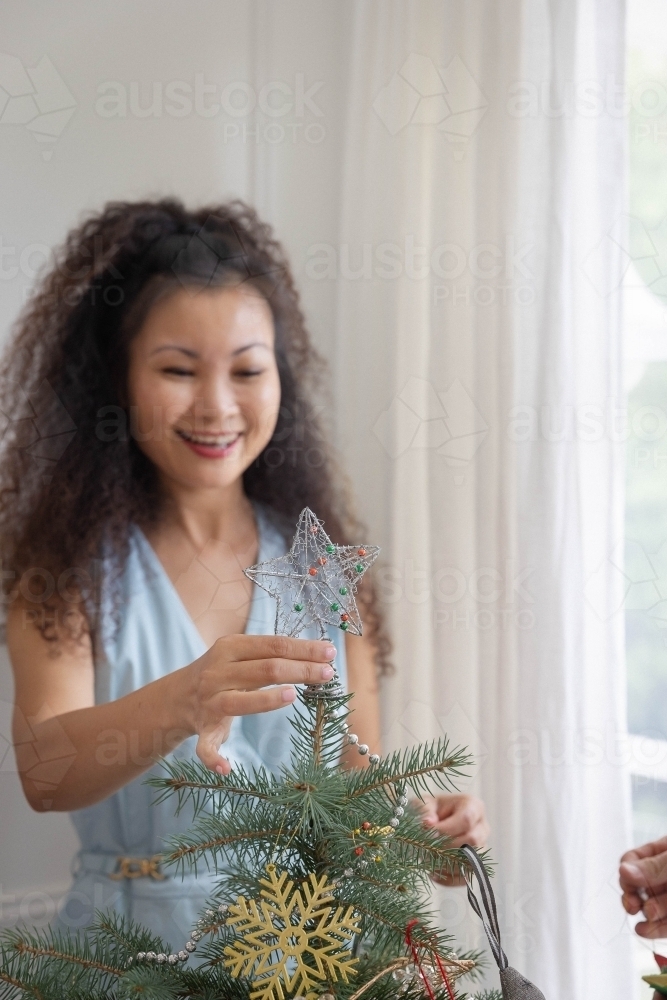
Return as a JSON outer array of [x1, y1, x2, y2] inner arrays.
[[317, 1, 633, 997]]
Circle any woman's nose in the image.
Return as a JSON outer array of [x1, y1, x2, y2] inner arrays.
[[193, 375, 240, 426]]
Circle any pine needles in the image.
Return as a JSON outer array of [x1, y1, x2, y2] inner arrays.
[[1, 688, 488, 999]]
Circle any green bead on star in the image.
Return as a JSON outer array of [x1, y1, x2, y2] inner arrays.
[[294, 603, 303, 612], [355, 563, 364, 573], [339, 586, 348, 595], [330, 602, 339, 612], [339, 621, 349, 630]]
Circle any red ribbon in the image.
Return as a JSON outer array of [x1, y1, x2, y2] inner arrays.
[[404, 919, 455, 1000]]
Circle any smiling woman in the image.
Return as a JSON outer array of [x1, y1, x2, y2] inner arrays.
[[0, 199, 487, 944], [129, 287, 280, 489], [0, 199, 383, 653]]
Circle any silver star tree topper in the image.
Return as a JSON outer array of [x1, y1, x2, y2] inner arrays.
[[244, 508, 379, 640]]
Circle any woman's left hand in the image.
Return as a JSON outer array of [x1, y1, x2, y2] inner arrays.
[[420, 793, 490, 885]]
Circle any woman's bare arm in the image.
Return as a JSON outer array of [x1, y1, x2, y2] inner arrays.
[[8, 604, 338, 812]]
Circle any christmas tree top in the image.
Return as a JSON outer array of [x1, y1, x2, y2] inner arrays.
[[0, 508, 496, 1000]]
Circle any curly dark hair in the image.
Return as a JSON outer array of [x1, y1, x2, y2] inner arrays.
[[0, 198, 390, 672]]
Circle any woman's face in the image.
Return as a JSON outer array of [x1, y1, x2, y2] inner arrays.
[[127, 283, 281, 494]]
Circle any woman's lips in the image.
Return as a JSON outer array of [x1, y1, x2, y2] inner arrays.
[[175, 429, 242, 459]]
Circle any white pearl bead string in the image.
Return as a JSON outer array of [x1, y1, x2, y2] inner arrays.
[[342, 720, 406, 830], [127, 902, 229, 968]]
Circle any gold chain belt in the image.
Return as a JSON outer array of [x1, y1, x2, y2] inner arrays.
[[109, 854, 166, 880]]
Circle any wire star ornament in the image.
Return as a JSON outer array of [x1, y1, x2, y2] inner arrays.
[[245, 508, 379, 641]]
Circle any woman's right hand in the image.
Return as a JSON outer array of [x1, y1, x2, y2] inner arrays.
[[184, 634, 336, 774]]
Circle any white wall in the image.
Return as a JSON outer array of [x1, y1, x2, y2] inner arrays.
[[0, 0, 354, 921]]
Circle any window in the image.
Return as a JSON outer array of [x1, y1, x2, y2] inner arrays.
[[625, 0, 667, 992]]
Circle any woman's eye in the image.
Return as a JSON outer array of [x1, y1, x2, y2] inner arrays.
[[162, 366, 195, 377], [235, 368, 264, 378]]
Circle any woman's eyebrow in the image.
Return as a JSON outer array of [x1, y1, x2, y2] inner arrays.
[[150, 345, 199, 358], [231, 342, 272, 356], [150, 341, 272, 358]]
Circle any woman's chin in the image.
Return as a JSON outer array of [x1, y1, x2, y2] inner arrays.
[[151, 450, 248, 493]]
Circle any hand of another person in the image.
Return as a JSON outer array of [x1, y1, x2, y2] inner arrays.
[[186, 634, 335, 776], [420, 793, 490, 886], [620, 836, 667, 937]]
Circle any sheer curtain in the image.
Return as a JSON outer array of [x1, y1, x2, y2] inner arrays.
[[320, 1, 633, 996]]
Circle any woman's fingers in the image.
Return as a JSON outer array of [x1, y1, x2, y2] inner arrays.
[[423, 794, 488, 843], [421, 796, 490, 883], [222, 657, 335, 690], [620, 852, 667, 892], [202, 635, 338, 690], [195, 687, 300, 773], [195, 727, 233, 775], [217, 686, 298, 717], [643, 892, 667, 923], [635, 916, 667, 939], [622, 889, 644, 915], [621, 836, 667, 864], [190, 634, 341, 774], [431, 870, 467, 887], [223, 634, 336, 667], [448, 820, 489, 849]]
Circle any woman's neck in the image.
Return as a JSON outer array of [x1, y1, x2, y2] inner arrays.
[[154, 477, 256, 551]]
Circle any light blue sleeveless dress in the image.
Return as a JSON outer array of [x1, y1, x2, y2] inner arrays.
[[52, 503, 347, 953]]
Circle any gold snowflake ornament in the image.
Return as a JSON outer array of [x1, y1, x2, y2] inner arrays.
[[223, 865, 360, 1000]]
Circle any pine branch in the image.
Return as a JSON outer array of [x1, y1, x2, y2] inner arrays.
[[12, 944, 118, 977], [345, 740, 472, 800], [275, 761, 350, 838], [146, 758, 278, 819], [160, 795, 298, 878], [0, 925, 127, 1000], [288, 689, 352, 768]]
